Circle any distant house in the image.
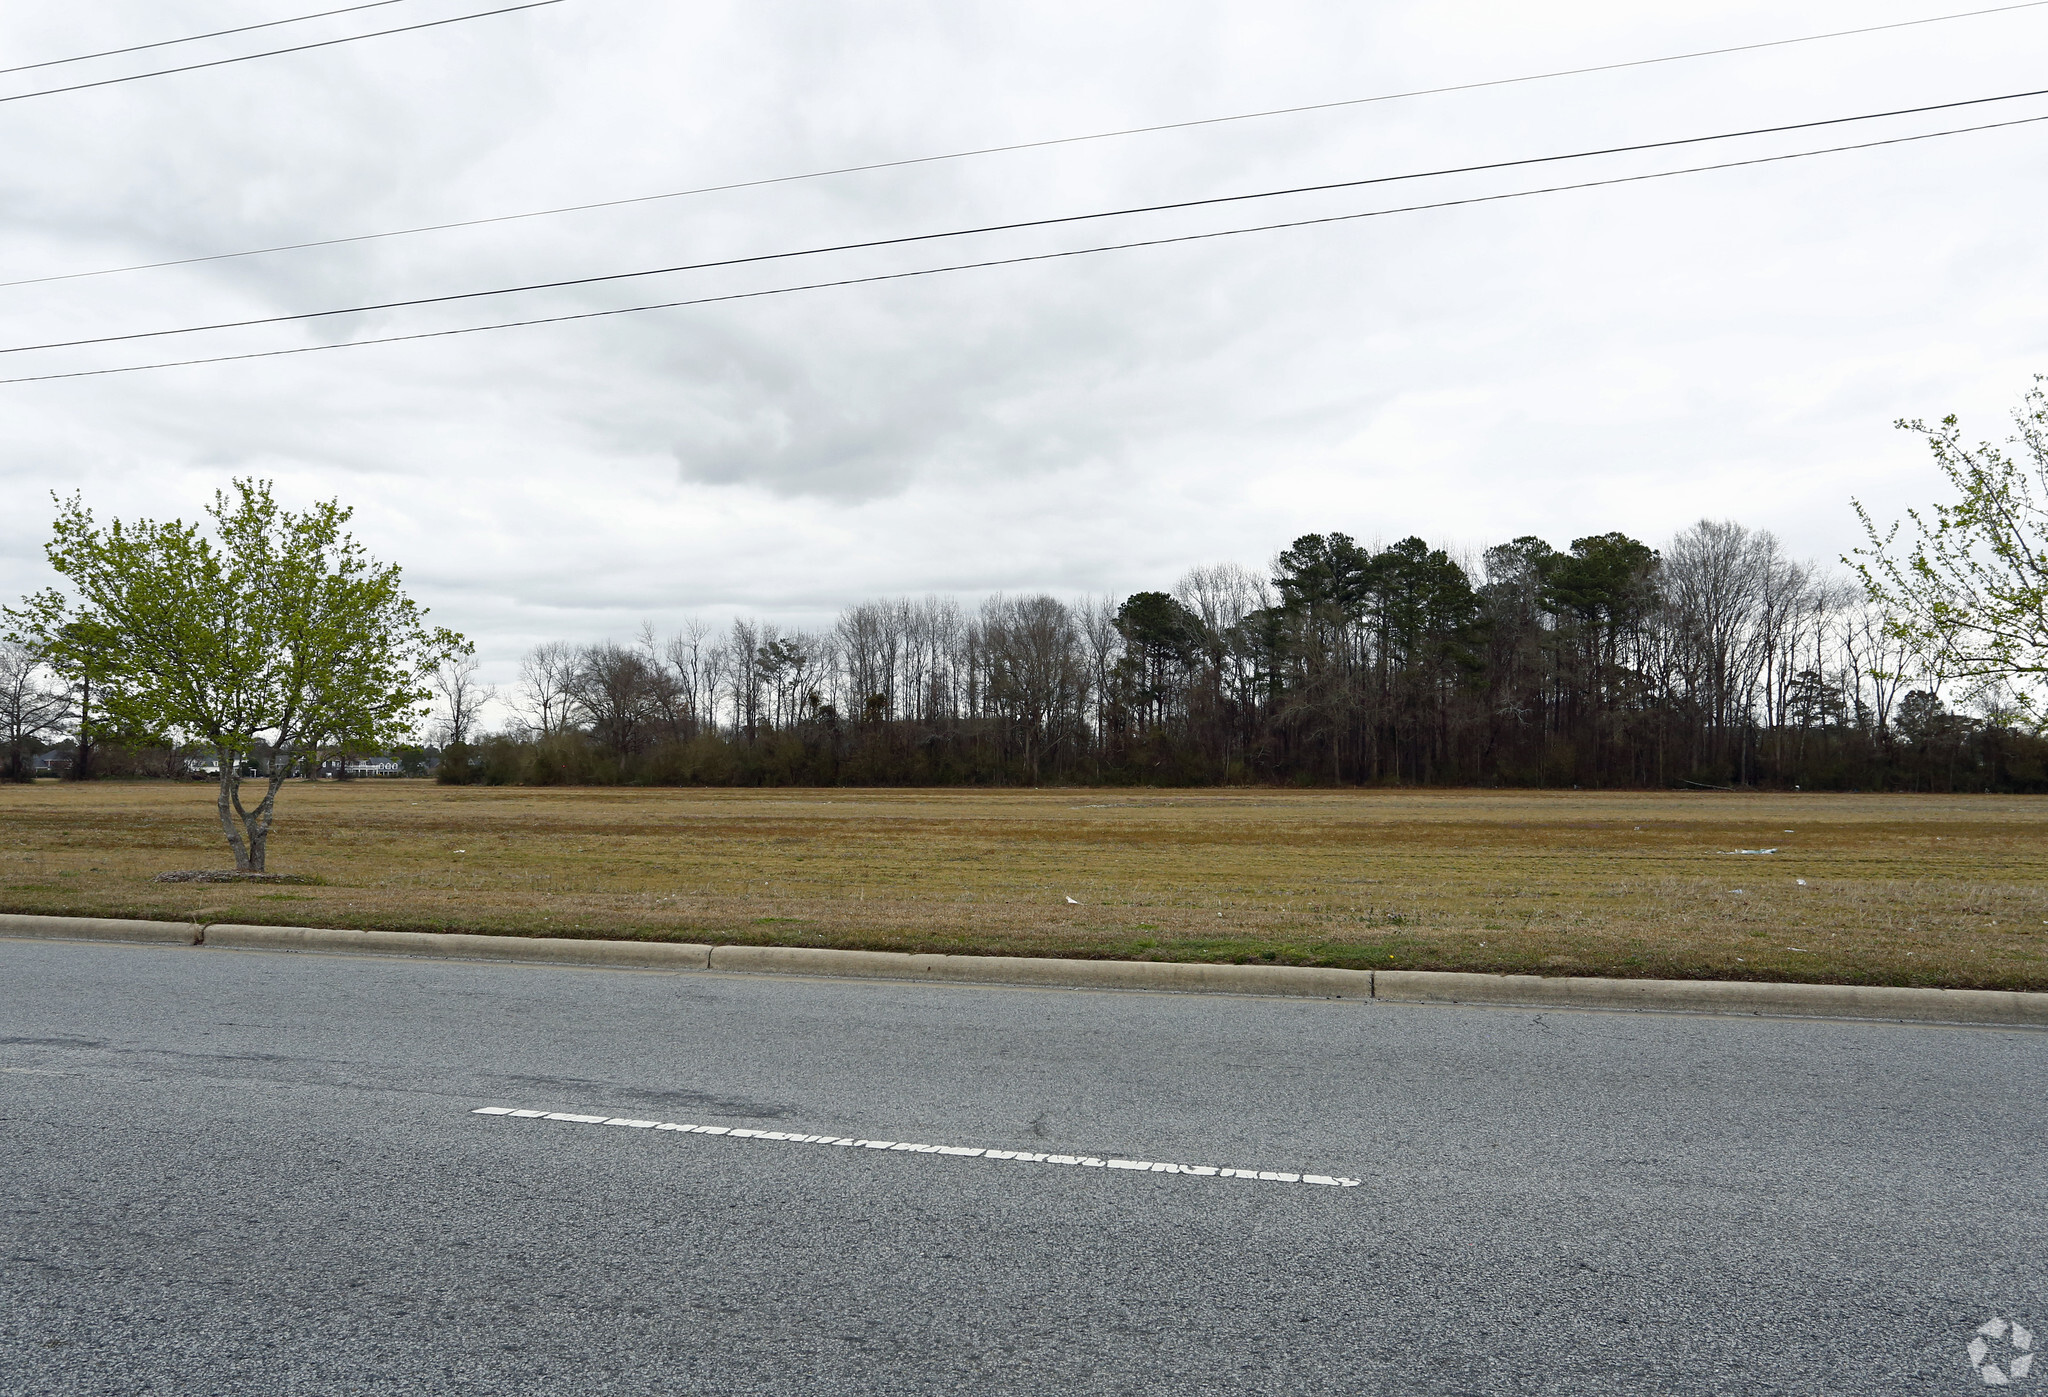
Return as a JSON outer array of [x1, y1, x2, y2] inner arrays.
[[32, 752, 72, 776], [183, 756, 221, 780], [316, 755, 405, 777]]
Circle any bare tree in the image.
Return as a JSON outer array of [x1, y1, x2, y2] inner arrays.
[[516, 641, 583, 738], [837, 600, 901, 722], [1175, 562, 1275, 751], [0, 641, 68, 782], [1076, 594, 1124, 754], [978, 595, 1087, 784], [663, 617, 716, 736], [1174, 563, 1269, 635], [1662, 520, 1782, 770], [901, 596, 964, 722], [701, 630, 733, 737], [567, 642, 661, 765], [434, 654, 495, 748], [1840, 598, 1918, 731], [635, 622, 692, 743], [727, 620, 763, 741]]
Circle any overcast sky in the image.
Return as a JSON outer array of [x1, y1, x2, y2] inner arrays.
[[4, 0, 2045, 687]]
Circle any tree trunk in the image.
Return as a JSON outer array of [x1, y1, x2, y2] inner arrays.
[[215, 751, 291, 872], [72, 673, 93, 781], [215, 757, 253, 870]]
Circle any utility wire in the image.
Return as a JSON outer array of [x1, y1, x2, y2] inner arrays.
[[5, 0, 2042, 288], [0, 1, 412, 76], [5, 110, 2043, 389], [7, 85, 2045, 358], [0, 0, 565, 105]]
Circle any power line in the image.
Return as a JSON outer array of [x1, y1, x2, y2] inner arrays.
[[0, 1, 412, 77], [7, 85, 2045, 357], [0, 0, 565, 106], [5, 110, 2043, 389], [6, 0, 2043, 288]]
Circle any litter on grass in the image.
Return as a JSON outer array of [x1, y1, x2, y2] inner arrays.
[[1726, 848, 1779, 855]]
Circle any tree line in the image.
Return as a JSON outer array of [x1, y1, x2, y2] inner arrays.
[[432, 516, 2046, 792], [9, 381, 2047, 821]]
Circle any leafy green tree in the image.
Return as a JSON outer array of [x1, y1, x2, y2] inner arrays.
[[1853, 378, 2048, 721], [5, 481, 467, 871]]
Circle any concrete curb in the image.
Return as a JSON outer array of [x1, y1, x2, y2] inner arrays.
[[1374, 969, 2048, 1028], [706, 944, 1372, 997], [204, 925, 714, 971], [5, 914, 2045, 1025], [0, 912, 203, 945]]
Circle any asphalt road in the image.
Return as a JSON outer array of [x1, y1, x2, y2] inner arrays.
[[2, 939, 2043, 1395]]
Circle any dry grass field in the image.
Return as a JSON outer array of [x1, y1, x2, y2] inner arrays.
[[3, 779, 2046, 989]]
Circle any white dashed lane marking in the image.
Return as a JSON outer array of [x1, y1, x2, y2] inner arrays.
[[472, 1107, 1360, 1187]]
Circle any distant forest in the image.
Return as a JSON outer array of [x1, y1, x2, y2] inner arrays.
[[434, 518, 2048, 792]]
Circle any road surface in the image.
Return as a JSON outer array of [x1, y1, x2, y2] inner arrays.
[[3, 938, 2043, 1394]]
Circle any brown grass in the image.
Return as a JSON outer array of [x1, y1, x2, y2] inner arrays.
[[3, 779, 2045, 989]]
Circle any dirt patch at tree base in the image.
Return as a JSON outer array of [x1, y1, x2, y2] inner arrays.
[[150, 870, 320, 885]]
